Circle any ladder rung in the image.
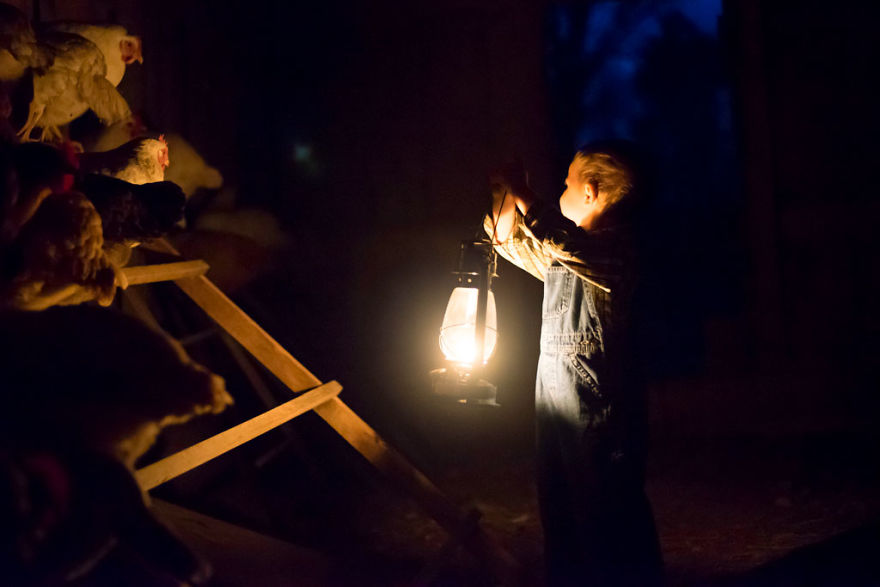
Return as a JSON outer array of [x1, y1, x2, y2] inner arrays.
[[135, 381, 343, 490], [122, 260, 209, 286]]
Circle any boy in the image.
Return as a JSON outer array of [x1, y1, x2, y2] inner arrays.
[[487, 146, 662, 586]]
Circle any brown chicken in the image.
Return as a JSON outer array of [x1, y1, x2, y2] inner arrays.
[[0, 141, 133, 310], [1, 189, 121, 310]]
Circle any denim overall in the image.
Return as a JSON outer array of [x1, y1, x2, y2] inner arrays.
[[536, 263, 662, 586]]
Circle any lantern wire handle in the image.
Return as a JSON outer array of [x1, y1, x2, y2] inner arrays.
[[487, 191, 509, 245]]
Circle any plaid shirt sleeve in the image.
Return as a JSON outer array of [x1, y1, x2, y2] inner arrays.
[[485, 199, 630, 293], [483, 208, 554, 282]]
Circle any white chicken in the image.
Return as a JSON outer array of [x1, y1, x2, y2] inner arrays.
[[88, 120, 223, 198], [17, 31, 131, 142], [40, 21, 142, 87], [78, 135, 169, 185]]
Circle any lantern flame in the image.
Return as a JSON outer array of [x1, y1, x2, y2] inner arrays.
[[439, 287, 497, 366]]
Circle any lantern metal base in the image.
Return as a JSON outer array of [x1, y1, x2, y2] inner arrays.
[[429, 367, 499, 407]]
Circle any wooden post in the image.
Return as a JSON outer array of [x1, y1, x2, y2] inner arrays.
[[724, 0, 785, 367]]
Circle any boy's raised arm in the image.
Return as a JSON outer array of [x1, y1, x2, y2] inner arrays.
[[523, 200, 630, 293]]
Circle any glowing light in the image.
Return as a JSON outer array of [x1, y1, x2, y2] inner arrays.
[[293, 143, 313, 163], [439, 287, 497, 366]]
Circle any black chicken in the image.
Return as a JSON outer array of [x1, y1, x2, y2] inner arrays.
[[76, 173, 184, 243]]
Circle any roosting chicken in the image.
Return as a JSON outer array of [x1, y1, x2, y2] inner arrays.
[[0, 3, 52, 140], [0, 2, 51, 82], [0, 306, 232, 584], [86, 120, 223, 198], [77, 173, 185, 243], [17, 31, 131, 142], [0, 305, 233, 469], [1, 189, 121, 310], [40, 21, 142, 87], [78, 134, 169, 185], [0, 141, 129, 310]]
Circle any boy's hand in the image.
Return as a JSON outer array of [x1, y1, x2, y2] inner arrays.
[[489, 158, 536, 214], [487, 158, 529, 243]]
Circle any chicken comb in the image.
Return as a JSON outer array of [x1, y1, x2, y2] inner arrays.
[[158, 134, 167, 146]]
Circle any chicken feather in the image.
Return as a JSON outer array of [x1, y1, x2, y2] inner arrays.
[[18, 32, 131, 142]]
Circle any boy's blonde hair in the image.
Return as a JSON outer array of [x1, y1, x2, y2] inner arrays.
[[572, 150, 633, 208]]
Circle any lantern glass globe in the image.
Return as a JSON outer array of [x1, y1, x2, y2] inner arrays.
[[439, 287, 497, 366]]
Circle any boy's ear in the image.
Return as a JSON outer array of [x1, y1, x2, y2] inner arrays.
[[584, 181, 598, 203]]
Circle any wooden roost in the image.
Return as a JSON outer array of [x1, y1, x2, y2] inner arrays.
[[119, 239, 521, 584]]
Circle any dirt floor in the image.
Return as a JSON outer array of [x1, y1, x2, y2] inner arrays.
[[345, 437, 880, 586], [151, 423, 880, 586]]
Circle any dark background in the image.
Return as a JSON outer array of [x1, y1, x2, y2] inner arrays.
[[11, 0, 880, 582], [101, 0, 878, 445]]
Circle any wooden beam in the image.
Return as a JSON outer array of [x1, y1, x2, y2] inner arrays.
[[174, 275, 322, 392], [135, 381, 342, 490], [122, 260, 209, 286], [152, 500, 336, 586]]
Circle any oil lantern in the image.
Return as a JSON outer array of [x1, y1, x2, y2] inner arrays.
[[431, 239, 499, 405]]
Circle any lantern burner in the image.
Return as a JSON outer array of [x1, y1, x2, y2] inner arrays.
[[430, 366, 498, 405]]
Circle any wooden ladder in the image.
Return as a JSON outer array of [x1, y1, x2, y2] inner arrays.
[[119, 240, 521, 584]]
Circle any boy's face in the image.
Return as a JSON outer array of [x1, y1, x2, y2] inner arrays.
[[559, 161, 597, 228]]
